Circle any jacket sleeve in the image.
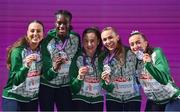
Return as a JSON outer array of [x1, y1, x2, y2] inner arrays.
[[41, 36, 58, 81], [70, 31, 81, 59], [69, 52, 83, 94], [144, 48, 171, 85], [101, 80, 115, 93], [10, 48, 29, 86]]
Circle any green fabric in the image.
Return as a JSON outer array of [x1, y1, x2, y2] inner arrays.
[[70, 50, 105, 103], [145, 48, 170, 85], [2, 45, 41, 102], [10, 46, 29, 85], [140, 48, 180, 104], [102, 47, 141, 102], [69, 49, 83, 93], [41, 29, 81, 88]]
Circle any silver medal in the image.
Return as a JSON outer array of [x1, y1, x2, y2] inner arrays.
[[87, 66, 93, 73], [135, 50, 144, 60], [103, 64, 111, 74], [60, 51, 67, 59]]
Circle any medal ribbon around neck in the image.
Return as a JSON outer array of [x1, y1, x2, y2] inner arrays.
[[104, 49, 117, 65], [56, 38, 68, 51]]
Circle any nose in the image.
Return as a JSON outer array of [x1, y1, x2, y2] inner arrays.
[[134, 43, 138, 48], [134, 44, 142, 51], [60, 24, 63, 27], [33, 30, 39, 37], [106, 39, 111, 44], [88, 41, 92, 46], [59, 23, 65, 28]]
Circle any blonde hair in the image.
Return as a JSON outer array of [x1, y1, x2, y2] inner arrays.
[[102, 26, 125, 66]]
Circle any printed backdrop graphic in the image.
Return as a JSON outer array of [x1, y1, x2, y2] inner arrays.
[[0, 0, 180, 111]]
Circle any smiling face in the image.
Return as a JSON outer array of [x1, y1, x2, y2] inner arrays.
[[26, 22, 44, 46], [129, 34, 148, 54], [83, 32, 99, 57], [101, 29, 119, 52], [55, 15, 69, 37]]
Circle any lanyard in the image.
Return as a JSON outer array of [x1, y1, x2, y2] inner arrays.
[[82, 52, 97, 76], [24, 46, 41, 57], [102, 50, 117, 109], [55, 38, 68, 51], [104, 49, 117, 65], [83, 52, 96, 66], [102, 50, 118, 111]]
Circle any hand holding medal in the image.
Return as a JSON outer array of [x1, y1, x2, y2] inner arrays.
[[24, 53, 39, 67], [101, 64, 111, 84], [77, 66, 89, 80]]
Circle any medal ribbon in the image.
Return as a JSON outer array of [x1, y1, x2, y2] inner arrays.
[[56, 39, 68, 51]]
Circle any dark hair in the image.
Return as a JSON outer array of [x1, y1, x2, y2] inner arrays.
[[55, 10, 72, 21], [129, 31, 154, 55], [82, 26, 102, 53], [6, 20, 44, 69], [55, 10, 73, 30]]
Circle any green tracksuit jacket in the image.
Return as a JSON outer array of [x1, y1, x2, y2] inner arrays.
[[41, 29, 80, 88], [101, 47, 141, 103], [136, 48, 180, 104], [70, 50, 105, 103], [2, 44, 42, 102]]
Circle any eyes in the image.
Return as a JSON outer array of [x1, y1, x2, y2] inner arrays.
[[30, 29, 42, 33], [56, 21, 68, 26], [130, 41, 141, 47], [84, 38, 95, 44], [102, 36, 113, 42]]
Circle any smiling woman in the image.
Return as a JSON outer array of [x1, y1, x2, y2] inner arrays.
[[26, 22, 44, 50], [100, 27, 141, 111], [39, 9, 81, 111], [128, 31, 180, 111], [2, 20, 44, 111], [70, 27, 104, 111]]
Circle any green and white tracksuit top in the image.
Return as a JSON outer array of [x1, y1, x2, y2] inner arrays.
[[136, 48, 180, 104], [70, 51, 104, 104], [2, 45, 42, 102], [102, 47, 141, 103], [41, 29, 80, 88]]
